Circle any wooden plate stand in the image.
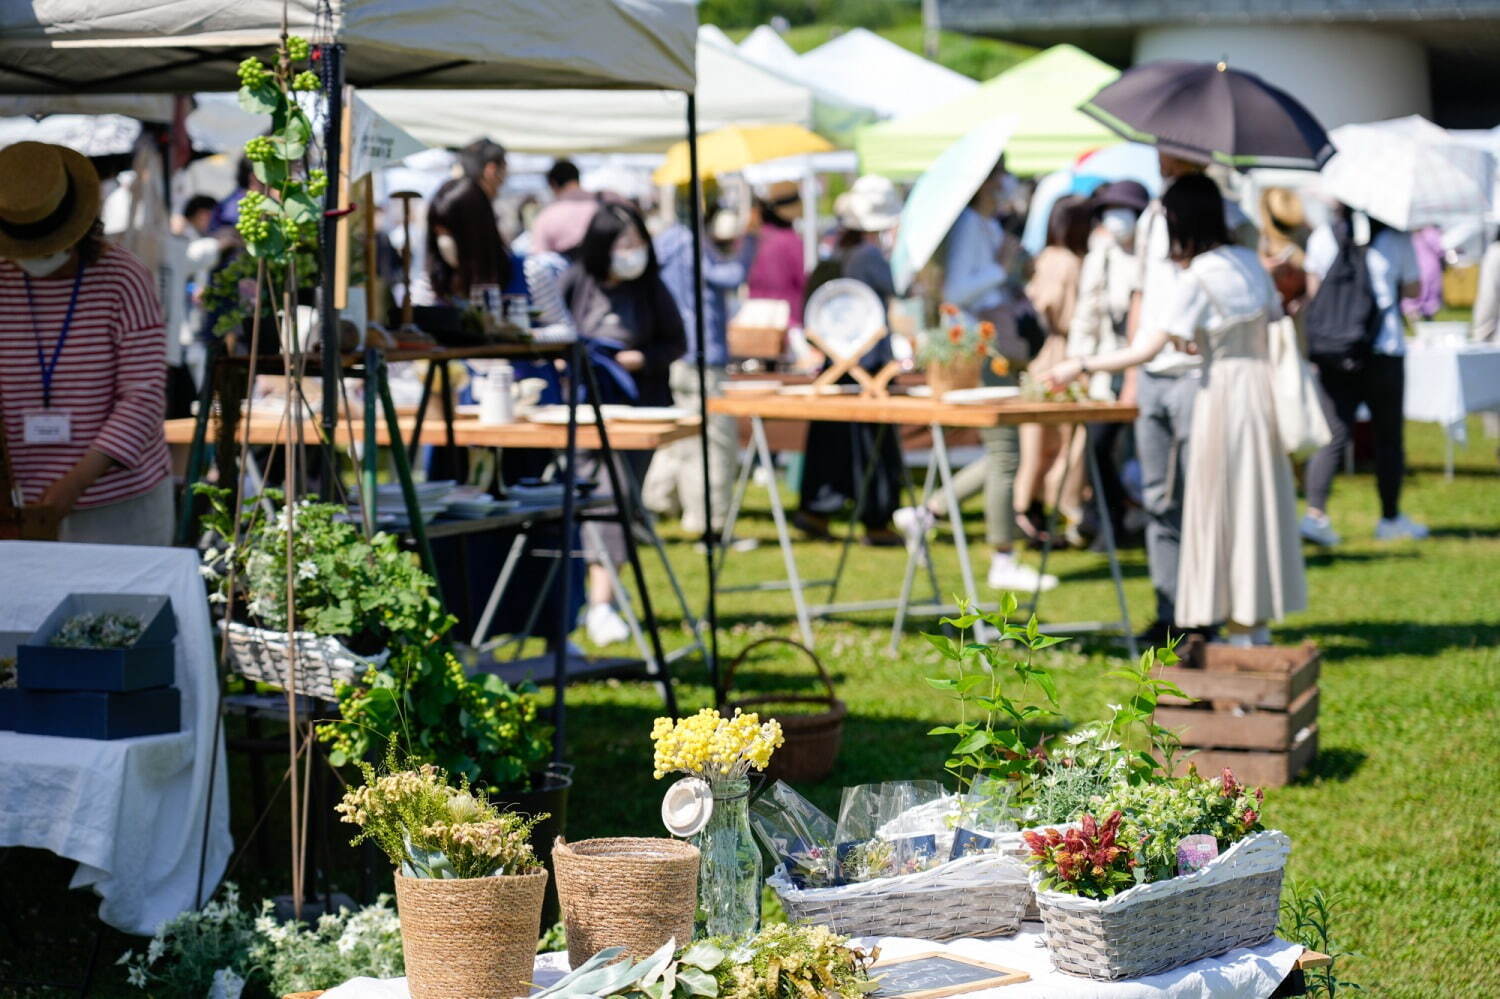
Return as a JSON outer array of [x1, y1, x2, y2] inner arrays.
[[806, 325, 900, 397]]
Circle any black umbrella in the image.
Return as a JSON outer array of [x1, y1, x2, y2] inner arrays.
[[1080, 59, 1334, 171]]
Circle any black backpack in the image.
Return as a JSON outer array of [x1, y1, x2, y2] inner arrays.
[[1303, 226, 1383, 371]]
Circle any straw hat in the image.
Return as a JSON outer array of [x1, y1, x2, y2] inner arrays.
[[0, 141, 101, 259], [1261, 187, 1307, 237], [834, 175, 901, 233], [757, 179, 804, 222]]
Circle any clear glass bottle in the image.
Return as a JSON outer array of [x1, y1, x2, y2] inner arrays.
[[692, 776, 761, 940]]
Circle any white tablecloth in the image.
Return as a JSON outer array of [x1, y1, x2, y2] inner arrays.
[[0, 542, 231, 936], [321, 927, 1304, 999], [1404, 342, 1500, 440]]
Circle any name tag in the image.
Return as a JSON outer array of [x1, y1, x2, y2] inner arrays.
[[23, 409, 72, 444]]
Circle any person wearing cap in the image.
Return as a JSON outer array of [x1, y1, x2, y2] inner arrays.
[[746, 180, 807, 327], [1069, 179, 1149, 549], [794, 175, 906, 546], [0, 141, 171, 545]]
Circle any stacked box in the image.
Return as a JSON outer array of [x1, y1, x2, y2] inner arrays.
[[0, 594, 180, 740], [1153, 640, 1320, 787]]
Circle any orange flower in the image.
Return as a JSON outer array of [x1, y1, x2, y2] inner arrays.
[[990, 356, 1010, 377], [975, 342, 988, 357], [948, 325, 963, 344], [939, 303, 960, 317], [978, 321, 995, 341]]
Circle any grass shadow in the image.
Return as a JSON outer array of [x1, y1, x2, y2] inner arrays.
[[1295, 746, 1369, 785], [1275, 620, 1500, 661]]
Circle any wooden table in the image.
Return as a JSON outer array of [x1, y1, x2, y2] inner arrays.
[[706, 393, 1139, 652], [163, 414, 698, 451], [283, 949, 1333, 998]]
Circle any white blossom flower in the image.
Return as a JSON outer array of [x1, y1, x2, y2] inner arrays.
[[146, 937, 165, 964], [297, 559, 318, 581], [127, 966, 149, 988]]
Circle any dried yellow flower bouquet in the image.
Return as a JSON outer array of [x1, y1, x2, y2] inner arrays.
[[336, 755, 546, 879]]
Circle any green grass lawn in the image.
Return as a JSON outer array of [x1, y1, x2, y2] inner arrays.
[[4, 419, 1496, 997]]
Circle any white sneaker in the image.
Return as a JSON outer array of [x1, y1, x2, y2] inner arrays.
[[1299, 512, 1341, 547], [585, 603, 631, 646], [893, 506, 936, 548], [1376, 515, 1430, 541], [987, 554, 1058, 593]]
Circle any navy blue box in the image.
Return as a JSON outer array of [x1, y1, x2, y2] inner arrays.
[[18, 594, 175, 692], [0, 686, 180, 740]]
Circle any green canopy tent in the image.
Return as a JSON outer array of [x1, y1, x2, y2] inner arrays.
[[856, 44, 1121, 179]]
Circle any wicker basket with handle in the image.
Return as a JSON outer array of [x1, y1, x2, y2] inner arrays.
[[722, 637, 845, 784], [1031, 830, 1289, 980]]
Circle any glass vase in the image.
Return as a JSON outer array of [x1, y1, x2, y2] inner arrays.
[[692, 776, 761, 940]]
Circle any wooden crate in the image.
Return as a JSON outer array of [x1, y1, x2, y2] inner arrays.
[[1154, 641, 1321, 786]]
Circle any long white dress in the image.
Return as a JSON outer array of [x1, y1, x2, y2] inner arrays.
[[1167, 246, 1307, 628]]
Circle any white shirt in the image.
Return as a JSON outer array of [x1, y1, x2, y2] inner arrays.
[[1134, 194, 1259, 376], [1305, 225, 1418, 357], [1068, 230, 1135, 399], [942, 207, 1009, 314], [1164, 245, 1281, 344]]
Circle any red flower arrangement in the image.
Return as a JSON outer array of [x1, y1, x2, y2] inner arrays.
[[1023, 810, 1139, 900]]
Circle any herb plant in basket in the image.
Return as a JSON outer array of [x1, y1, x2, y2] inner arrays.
[[199, 486, 448, 699], [1021, 768, 1289, 981], [337, 754, 549, 999]]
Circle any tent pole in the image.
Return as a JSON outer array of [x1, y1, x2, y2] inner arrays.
[[686, 94, 721, 701], [317, 42, 346, 501]]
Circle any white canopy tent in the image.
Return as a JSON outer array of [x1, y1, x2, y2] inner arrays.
[[0, 0, 696, 93], [361, 28, 817, 155], [737, 25, 803, 77], [795, 28, 976, 119]]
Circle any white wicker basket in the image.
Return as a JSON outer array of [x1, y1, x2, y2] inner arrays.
[[218, 620, 388, 702], [769, 851, 1030, 941], [1029, 830, 1291, 980]]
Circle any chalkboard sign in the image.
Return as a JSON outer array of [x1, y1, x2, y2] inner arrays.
[[871, 952, 1029, 998]]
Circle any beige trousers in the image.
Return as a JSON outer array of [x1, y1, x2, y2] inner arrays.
[[641, 362, 737, 534]]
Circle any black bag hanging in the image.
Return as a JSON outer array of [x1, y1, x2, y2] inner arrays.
[[1303, 220, 1384, 371]]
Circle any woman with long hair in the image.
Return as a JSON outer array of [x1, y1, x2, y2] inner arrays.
[[0, 142, 171, 545], [1045, 174, 1306, 644]]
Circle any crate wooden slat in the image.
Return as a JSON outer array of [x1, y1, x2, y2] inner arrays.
[[1156, 684, 1319, 752], [1172, 724, 1319, 788], [1156, 642, 1321, 710]]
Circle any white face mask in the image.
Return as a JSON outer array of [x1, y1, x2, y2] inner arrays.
[[435, 233, 460, 269], [1100, 208, 1138, 242], [15, 250, 71, 277], [611, 246, 649, 282]]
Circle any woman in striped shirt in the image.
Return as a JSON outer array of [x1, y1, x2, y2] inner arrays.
[[0, 142, 171, 546]]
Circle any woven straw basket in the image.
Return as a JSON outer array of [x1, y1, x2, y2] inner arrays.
[[1031, 830, 1290, 980], [722, 637, 845, 784], [395, 869, 548, 999], [769, 852, 1030, 941], [219, 620, 388, 702], [552, 837, 699, 970]]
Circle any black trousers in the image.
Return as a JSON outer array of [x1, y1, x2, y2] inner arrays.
[[799, 420, 904, 530], [1305, 353, 1405, 521]]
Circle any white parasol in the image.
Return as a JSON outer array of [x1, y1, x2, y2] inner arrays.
[[1322, 118, 1495, 231]]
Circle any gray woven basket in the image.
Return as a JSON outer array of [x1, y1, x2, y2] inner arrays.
[[1032, 831, 1289, 980], [769, 854, 1030, 941], [219, 620, 388, 702]]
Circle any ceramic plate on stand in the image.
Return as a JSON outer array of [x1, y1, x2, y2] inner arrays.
[[803, 278, 885, 360]]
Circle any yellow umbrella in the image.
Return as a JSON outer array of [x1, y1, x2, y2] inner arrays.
[[653, 124, 835, 186]]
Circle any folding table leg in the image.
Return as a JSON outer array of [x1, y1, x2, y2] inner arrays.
[[752, 416, 815, 647], [471, 531, 530, 649], [582, 519, 654, 670], [711, 440, 757, 583], [891, 448, 940, 650], [932, 424, 991, 641]]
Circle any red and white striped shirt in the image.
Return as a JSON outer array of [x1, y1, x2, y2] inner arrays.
[[0, 247, 170, 510]]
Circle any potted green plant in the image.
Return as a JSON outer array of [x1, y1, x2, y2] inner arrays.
[[318, 643, 564, 925], [337, 757, 549, 999], [1023, 769, 1288, 981], [916, 304, 1010, 398], [199, 486, 447, 701]]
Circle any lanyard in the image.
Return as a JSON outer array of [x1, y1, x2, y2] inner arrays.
[[23, 262, 86, 409]]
